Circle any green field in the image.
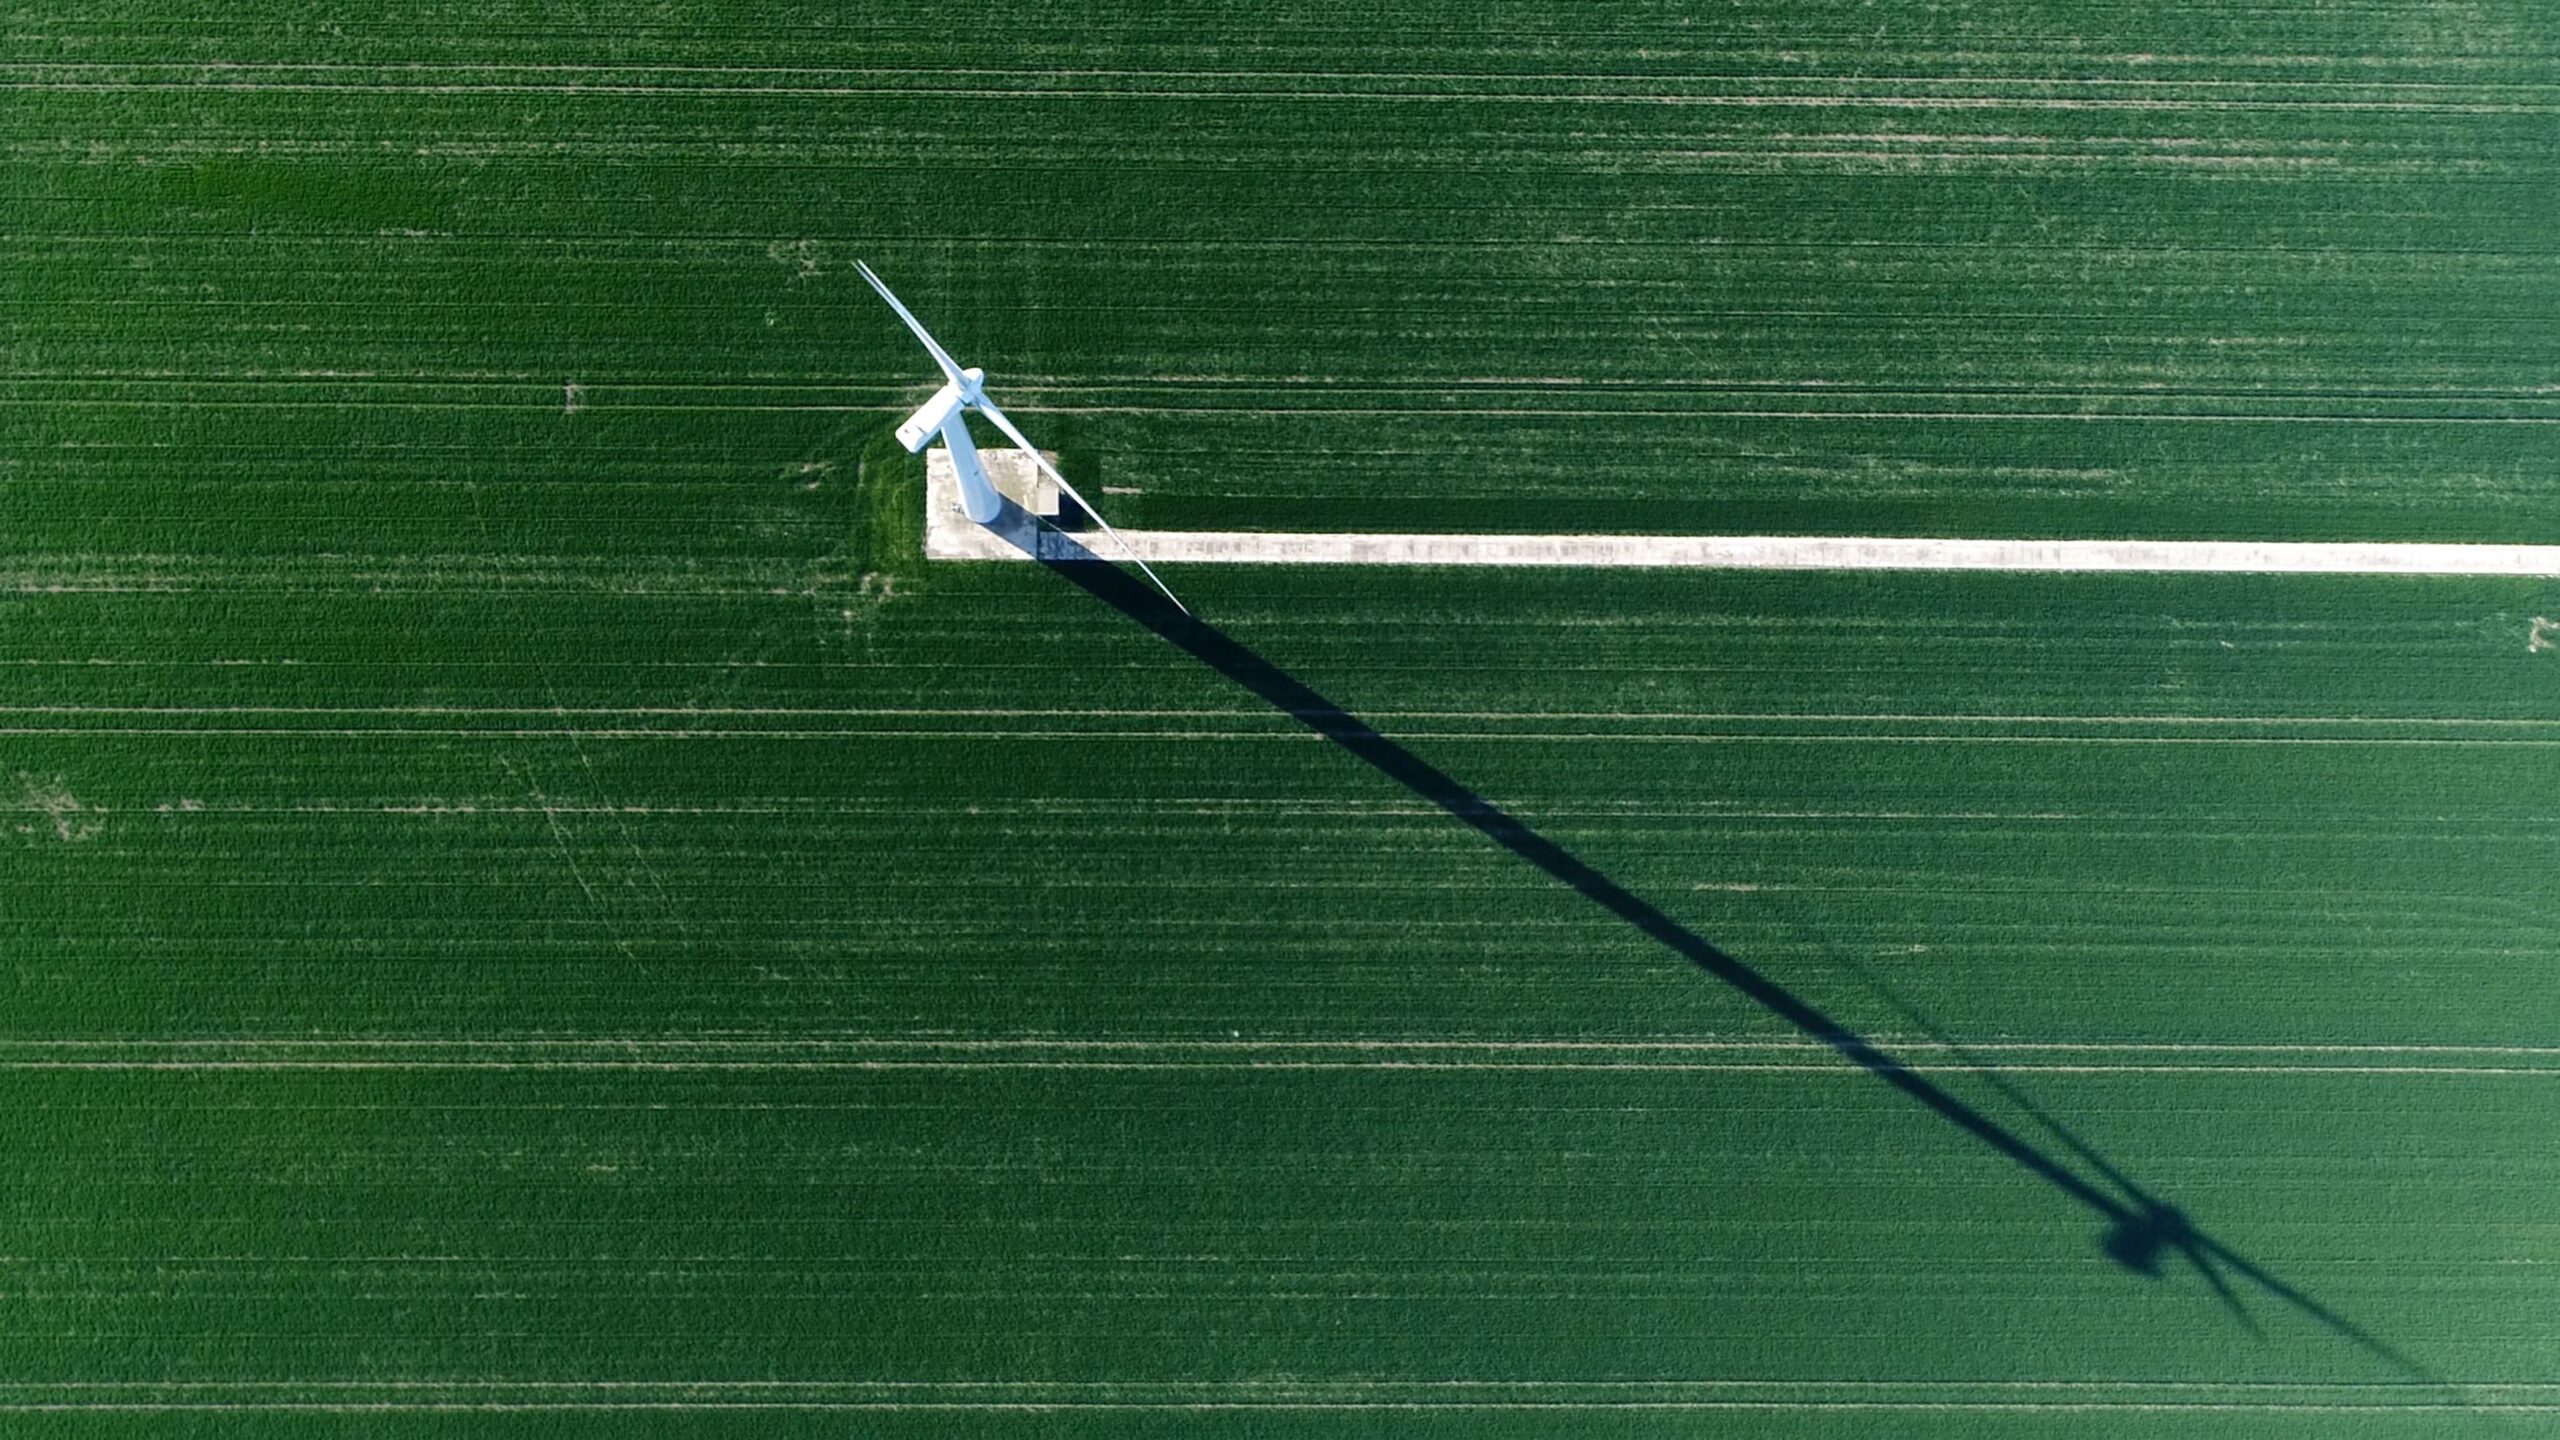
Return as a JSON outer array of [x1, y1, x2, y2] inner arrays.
[[7, 2, 2560, 1434]]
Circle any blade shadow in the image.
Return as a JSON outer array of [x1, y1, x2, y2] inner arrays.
[[1009, 514, 2438, 1385], [1806, 930, 2438, 1376]]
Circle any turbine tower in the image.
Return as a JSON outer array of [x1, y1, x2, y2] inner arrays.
[[858, 261, 1185, 613]]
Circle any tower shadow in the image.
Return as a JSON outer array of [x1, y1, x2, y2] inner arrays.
[[1009, 510, 2436, 1383]]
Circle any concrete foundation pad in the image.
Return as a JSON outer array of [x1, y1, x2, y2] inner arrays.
[[923, 449, 1061, 559]]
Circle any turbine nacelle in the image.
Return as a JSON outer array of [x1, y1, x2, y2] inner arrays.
[[894, 379, 966, 454], [892, 367, 990, 455]]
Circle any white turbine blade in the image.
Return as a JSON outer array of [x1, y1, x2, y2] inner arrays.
[[855, 260, 965, 385], [974, 395, 1189, 615]]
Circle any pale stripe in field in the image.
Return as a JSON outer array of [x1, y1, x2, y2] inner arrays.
[[0, 1377, 2548, 1413], [3, 1038, 2552, 1075], [927, 454, 2560, 575]]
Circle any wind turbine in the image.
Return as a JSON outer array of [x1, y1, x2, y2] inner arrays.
[[857, 260, 1186, 613]]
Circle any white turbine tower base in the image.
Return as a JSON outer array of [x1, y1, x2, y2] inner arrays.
[[859, 260, 1186, 612]]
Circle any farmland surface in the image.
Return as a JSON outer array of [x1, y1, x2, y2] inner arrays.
[[6, 1, 2560, 1434]]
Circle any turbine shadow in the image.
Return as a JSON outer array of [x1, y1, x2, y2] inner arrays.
[[1012, 516, 2437, 1385]]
